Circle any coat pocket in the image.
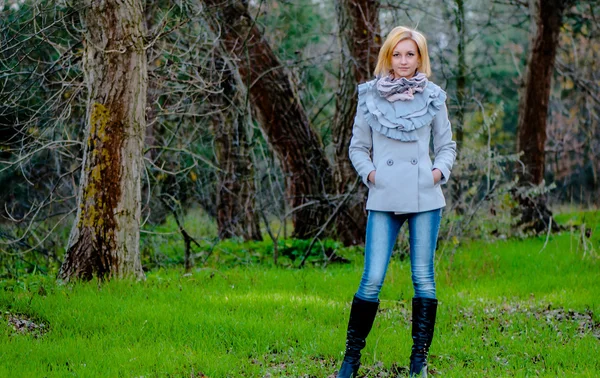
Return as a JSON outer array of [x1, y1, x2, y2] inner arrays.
[[420, 160, 436, 189], [373, 162, 392, 189]]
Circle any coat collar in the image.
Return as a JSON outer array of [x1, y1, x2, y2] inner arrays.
[[358, 79, 446, 141]]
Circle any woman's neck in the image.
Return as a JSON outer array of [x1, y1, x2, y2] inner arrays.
[[393, 70, 418, 80]]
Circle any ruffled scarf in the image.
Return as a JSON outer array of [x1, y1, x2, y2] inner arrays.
[[357, 77, 446, 142], [376, 72, 428, 102]]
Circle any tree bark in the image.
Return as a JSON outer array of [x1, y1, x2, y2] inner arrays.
[[59, 0, 147, 281], [202, 0, 335, 239], [332, 0, 380, 245], [211, 59, 262, 241], [451, 0, 466, 213], [515, 0, 572, 233]]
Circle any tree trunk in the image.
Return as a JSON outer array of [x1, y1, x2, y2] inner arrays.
[[59, 0, 147, 281], [211, 59, 262, 241], [451, 0, 466, 213], [515, 0, 571, 233], [332, 0, 380, 245], [202, 0, 335, 239]]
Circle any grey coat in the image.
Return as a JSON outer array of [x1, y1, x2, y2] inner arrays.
[[349, 79, 457, 213]]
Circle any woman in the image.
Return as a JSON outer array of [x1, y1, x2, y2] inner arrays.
[[337, 26, 456, 378]]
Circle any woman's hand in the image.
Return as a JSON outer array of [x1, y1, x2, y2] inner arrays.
[[367, 170, 376, 185], [432, 168, 442, 184]]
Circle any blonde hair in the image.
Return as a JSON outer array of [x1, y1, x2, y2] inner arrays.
[[374, 26, 431, 77]]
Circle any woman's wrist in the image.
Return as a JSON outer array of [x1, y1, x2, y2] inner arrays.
[[432, 168, 443, 183], [367, 170, 376, 183]]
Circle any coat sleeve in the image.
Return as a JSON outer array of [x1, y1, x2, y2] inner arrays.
[[431, 101, 457, 185], [349, 105, 376, 187]]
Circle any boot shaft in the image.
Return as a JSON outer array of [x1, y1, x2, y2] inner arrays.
[[411, 297, 438, 348], [347, 296, 380, 340], [409, 297, 438, 377], [342, 296, 379, 365], [338, 296, 379, 377]]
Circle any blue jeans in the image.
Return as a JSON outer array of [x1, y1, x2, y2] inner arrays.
[[355, 209, 442, 302]]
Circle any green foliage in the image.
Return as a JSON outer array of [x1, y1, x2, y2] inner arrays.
[[0, 213, 598, 376], [1, 207, 358, 279], [0, 216, 72, 280], [142, 234, 352, 271], [272, 238, 345, 262], [139, 208, 355, 270], [553, 210, 600, 257], [441, 102, 523, 243]]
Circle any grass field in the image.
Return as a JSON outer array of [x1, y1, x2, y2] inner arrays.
[[1, 211, 599, 377]]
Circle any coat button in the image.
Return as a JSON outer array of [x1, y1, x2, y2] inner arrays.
[[387, 159, 394, 166], [411, 158, 418, 165]]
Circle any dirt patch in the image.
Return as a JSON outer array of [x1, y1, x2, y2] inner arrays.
[[534, 305, 600, 340], [5, 312, 48, 337]]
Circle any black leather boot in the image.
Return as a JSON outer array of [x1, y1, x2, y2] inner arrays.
[[337, 295, 379, 378], [409, 297, 438, 378]]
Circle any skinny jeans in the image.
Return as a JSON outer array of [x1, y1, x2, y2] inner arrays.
[[355, 209, 442, 302]]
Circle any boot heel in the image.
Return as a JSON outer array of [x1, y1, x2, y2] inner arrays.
[[337, 360, 360, 377], [409, 364, 427, 377]]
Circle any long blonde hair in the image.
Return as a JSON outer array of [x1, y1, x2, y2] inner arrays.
[[374, 26, 431, 77]]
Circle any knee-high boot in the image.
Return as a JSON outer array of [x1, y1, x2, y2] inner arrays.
[[337, 295, 379, 378], [409, 297, 438, 378]]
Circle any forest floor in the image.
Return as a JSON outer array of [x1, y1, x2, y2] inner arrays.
[[1, 211, 599, 377]]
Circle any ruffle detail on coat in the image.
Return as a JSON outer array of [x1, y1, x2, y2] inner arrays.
[[358, 79, 447, 141]]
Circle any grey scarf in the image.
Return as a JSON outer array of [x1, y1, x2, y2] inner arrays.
[[376, 72, 428, 101]]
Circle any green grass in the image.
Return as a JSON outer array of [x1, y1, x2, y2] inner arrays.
[[1, 211, 599, 377]]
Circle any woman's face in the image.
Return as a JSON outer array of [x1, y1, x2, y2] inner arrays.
[[391, 39, 420, 79]]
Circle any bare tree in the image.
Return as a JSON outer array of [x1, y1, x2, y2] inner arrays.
[[0, 2, 87, 276], [546, 3, 600, 207], [514, 0, 574, 232], [450, 0, 466, 213], [210, 57, 262, 241], [59, 0, 147, 281], [332, 0, 381, 245], [201, 0, 337, 239]]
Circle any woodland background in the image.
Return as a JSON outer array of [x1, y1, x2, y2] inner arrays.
[[0, 0, 598, 278]]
